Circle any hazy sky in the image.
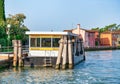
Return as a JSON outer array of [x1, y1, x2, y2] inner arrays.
[[5, 0, 120, 31]]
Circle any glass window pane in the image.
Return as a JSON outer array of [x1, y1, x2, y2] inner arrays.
[[41, 38, 51, 47], [37, 38, 40, 47], [30, 38, 36, 47], [53, 38, 60, 47]]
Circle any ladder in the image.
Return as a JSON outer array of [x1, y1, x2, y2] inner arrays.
[[43, 51, 52, 67], [44, 57, 52, 67]]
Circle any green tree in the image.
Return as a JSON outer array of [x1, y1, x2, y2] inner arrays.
[[0, 0, 6, 26], [0, 26, 7, 46], [92, 24, 119, 33], [115, 24, 120, 30], [91, 27, 99, 30], [103, 24, 116, 31], [6, 13, 29, 45]]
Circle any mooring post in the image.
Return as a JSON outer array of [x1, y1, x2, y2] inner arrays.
[[55, 37, 64, 69], [82, 41, 86, 60], [12, 40, 18, 67], [18, 40, 23, 67], [62, 36, 68, 69], [78, 40, 80, 56], [68, 37, 73, 69]]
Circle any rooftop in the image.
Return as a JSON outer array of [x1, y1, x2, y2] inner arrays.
[[26, 31, 78, 36]]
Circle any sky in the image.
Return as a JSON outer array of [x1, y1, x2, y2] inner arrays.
[[5, 0, 120, 31]]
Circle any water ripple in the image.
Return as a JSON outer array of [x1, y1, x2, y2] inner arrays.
[[0, 50, 120, 84]]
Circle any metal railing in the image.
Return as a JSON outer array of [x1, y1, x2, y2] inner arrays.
[[0, 46, 13, 53], [0, 45, 29, 54]]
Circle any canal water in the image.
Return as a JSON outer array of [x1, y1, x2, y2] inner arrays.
[[0, 50, 120, 84]]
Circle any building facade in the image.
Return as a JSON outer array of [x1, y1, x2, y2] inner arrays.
[[65, 24, 97, 48], [100, 31, 120, 47]]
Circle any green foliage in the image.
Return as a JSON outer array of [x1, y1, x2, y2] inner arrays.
[[0, 0, 6, 24], [0, 13, 29, 46], [103, 24, 116, 31], [6, 13, 29, 45], [91, 24, 120, 33], [91, 27, 99, 30], [0, 26, 7, 46], [0, 0, 6, 46]]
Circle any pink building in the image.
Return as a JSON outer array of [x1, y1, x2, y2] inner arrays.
[[85, 30, 96, 47], [64, 24, 97, 47]]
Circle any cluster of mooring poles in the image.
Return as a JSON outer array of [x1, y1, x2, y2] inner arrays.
[[12, 40, 23, 67], [55, 35, 74, 69]]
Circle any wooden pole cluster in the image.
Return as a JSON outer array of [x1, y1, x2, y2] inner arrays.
[[55, 36, 73, 69], [12, 40, 23, 67]]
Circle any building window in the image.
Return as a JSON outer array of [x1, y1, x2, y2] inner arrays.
[[30, 37, 60, 48], [37, 38, 40, 47], [119, 41, 120, 44], [53, 38, 60, 47], [30, 38, 41, 47], [30, 38, 36, 47], [41, 38, 51, 47]]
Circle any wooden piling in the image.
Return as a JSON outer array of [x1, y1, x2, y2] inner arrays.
[[55, 37, 64, 69], [78, 40, 80, 56], [68, 38, 73, 69], [18, 40, 23, 67], [12, 40, 18, 67], [82, 41, 86, 60], [62, 36, 68, 69]]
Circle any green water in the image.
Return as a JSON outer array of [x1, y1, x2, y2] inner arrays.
[[0, 50, 120, 84]]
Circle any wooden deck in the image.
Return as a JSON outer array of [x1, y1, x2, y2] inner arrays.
[[0, 54, 13, 60]]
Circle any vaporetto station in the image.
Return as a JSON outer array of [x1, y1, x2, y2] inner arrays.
[[24, 31, 85, 69]]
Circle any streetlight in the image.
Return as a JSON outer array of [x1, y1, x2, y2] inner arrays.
[[6, 24, 11, 52]]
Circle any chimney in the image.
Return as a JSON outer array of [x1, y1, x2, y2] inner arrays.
[[77, 24, 80, 29], [77, 24, 80, 35]]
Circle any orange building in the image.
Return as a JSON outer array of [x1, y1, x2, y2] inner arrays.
[[100, 31, 120, 46]]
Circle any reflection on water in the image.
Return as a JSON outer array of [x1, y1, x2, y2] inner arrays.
[[0, 50, 120, 84]]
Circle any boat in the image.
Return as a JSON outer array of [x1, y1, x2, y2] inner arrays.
[[24, 31, 85, 69]]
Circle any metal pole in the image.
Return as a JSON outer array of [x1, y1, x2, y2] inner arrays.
[[7, 24, 11, 53]]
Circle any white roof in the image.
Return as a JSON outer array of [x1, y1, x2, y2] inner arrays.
[[26, 31, 77, 36]]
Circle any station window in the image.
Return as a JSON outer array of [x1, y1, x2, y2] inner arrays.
[[30, 38, 36, 47], [53, 38, 60, 47], [119, 41, 120, 44], [41, 38, 51, 47], [30, 38, 40, 47], [37, 38, 40, 47]]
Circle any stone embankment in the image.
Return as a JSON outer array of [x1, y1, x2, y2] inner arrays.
[[0, 54, 13, 69], [85, 46, 120, 51]]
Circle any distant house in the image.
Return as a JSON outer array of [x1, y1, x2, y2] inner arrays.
[[64, 24, 86, 47], [117, 35, 120, 46], [85, 30, 99, 47], [100, 32, 111, 46], [64, 24, 98, 48], [114, 30, 120, 47], [100, 31, 120, 47]]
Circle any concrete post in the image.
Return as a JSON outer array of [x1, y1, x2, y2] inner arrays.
[[68, 37, 73, 69], [62, 36, 68, 69], [12, 40, 18, 67], [55, 37, 64, 69]]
